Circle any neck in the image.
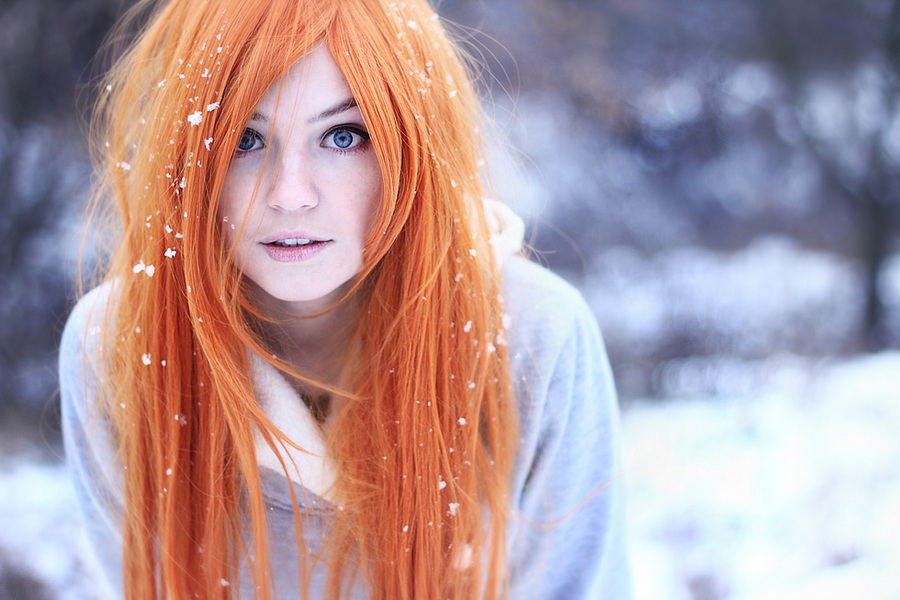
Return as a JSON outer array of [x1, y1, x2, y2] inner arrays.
[[249, 283, 360, 379]]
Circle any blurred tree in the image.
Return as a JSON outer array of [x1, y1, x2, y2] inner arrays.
[[438, 0, 899, 394], [0, 0, 123, 418], [754, 0, 899, 349]]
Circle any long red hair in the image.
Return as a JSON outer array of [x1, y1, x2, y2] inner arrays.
[[84, 0, 517, 597]]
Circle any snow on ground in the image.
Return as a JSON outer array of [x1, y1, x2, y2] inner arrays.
[[0, 456, 104, 600], [625, 352, 900, 600], [1, 353, 898, 599]]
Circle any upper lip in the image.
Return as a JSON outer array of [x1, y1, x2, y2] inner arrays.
[[260, 231, 329, 244]]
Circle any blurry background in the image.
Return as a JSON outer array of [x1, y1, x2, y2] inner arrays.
[[1, 0, 898, 598]]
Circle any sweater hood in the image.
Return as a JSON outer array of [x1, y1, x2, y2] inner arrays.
[[485, 199, 525, 270]]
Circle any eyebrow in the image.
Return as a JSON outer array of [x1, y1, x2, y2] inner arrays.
[[246, 97, 359, 126], [308, 98, 358, 123]]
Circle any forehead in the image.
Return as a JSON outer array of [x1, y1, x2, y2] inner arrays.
[[255, 46, 355, 118]]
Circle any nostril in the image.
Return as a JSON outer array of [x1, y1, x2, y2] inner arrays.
[[266, 186, 320, 211]]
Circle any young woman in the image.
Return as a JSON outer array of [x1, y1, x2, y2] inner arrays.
[[60, 0, 632, 597]]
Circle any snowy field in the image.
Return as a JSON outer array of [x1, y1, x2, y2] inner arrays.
[[625, 352, 900, 600], [1, 353, 899, 599]]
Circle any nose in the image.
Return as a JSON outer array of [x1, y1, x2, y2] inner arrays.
[[266, 156, 320, 211]]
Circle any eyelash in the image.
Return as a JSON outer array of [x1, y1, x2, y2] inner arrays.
[[234, 128, 263, 158], [321, 125, 371, 154], [232, 125, 371, 158]]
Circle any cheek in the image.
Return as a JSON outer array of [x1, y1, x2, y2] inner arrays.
[[217, 190, 238, 248], [219, 173, 259, 249], [357, 157, 383, 234]]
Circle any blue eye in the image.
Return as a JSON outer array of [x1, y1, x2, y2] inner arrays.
[[323, 126, 369, 151], [237, 129, 263, 153], [333, 130, 354, 149]]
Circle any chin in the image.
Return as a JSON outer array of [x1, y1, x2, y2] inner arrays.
[[246, 274, 360, 313]]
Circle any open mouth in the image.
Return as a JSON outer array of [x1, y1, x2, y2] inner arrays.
[[260, 233, 331, 262], [268, 238, 318, 247]]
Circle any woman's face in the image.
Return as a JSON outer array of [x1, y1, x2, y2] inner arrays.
[[220, 46, 382, 315]]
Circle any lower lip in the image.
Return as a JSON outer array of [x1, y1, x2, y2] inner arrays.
[[262, 240, 331, 262]]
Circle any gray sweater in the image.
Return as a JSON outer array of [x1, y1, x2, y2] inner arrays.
[[60, 255, 633, 598]]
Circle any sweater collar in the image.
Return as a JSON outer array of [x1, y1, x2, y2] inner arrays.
[[249, 351, 338, 501]]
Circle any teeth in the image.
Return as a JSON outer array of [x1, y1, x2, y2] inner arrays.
[[274, 238, 314, 247]]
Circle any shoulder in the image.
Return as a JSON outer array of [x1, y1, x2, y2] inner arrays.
[[61, 282, 118, 350], [500, 260, 631, 598], [501, 255, 601, 363], [502, 254, 584, 305], [59, 281, 119, 407], [59, 282, 126, 597], [500, 255, 617, 440]]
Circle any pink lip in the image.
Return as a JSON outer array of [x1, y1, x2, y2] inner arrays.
[[259, 231, 332, 263]]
